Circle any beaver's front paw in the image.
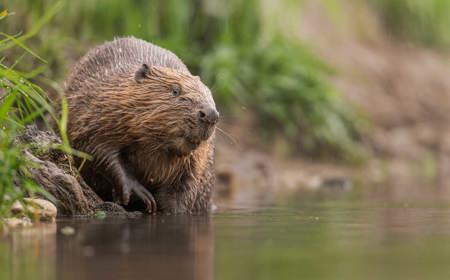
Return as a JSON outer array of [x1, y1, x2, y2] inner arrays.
[[121, 179, 157, 214]]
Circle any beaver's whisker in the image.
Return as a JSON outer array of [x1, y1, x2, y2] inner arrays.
[[215, 126, 238, 146]]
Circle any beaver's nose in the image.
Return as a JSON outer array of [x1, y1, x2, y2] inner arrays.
[[198, 107, 219, 125]]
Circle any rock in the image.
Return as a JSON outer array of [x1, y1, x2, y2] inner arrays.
[[3, 217, 32, 228], [95, 202, 142, 218], [60, 226, 75, 235], [319, 177, 352, 191], [10, 201, 24, 214], [10, 198, 58, 222], [25, 198, 58, 222]]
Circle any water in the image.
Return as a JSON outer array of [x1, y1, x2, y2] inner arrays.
[[3, 185, 450, 280]]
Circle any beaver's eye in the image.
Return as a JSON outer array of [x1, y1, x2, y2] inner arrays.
[[171, 86, 181, 97]]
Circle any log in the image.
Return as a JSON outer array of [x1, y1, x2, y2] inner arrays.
[[19, 125, 135, 217]]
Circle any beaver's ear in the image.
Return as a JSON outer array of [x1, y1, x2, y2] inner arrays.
[[135, 64, 151, 83]]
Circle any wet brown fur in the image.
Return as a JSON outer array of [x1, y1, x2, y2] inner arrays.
[[64, 37, 217, 213]]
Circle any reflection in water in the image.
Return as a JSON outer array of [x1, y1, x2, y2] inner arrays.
[[0, 224, 57, 280], [4, 185, 450, 279], [1, 216, 213, 280], [57, 215, 214, 280]]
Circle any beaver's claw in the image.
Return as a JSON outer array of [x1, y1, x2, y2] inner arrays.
[[121, 179, 157, 214]]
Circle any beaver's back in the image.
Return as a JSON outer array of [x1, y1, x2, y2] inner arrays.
[[65, 37, 189, 93]]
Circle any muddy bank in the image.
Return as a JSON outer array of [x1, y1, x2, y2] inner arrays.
[[213, 1, 450, 205], [297, 1, 450, 186]]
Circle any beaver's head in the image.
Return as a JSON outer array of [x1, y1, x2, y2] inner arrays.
[[132, 64, 219, 157]]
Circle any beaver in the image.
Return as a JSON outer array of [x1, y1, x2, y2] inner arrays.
[[64, 37, 219, 214]]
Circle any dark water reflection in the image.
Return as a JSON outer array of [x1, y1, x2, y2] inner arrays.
[[3, 185, 450, 280], [56, 215, 213, 280]]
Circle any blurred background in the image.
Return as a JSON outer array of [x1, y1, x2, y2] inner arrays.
[[2, 0, 450, 204], [3, 1, 450, 280]]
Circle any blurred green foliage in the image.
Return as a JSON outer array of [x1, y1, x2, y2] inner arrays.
[[3, 0, 364, 160], [0, 36, 51, 219], [0, 5, 74, 219], [369, 0, 450, 48]]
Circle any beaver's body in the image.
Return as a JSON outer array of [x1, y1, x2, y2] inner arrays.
[[64, 37, 218, 214]]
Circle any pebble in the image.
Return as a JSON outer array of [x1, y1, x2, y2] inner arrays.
[[60, 226, 75, 236], [3, 217, 32, 228], [10, 198, 58, 222]]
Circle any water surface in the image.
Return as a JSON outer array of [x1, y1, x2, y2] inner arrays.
[[3, 185, 450, 280]]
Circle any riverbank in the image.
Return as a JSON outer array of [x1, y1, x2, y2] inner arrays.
[[214, 1, 450, 206]]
